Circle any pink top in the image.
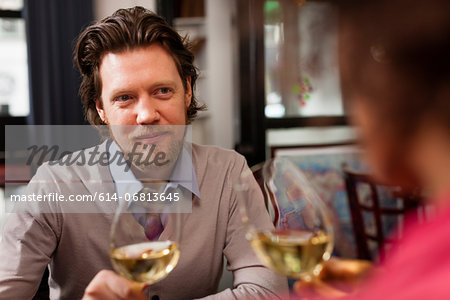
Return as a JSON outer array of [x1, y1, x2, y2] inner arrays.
[[347, 193, 450, 299]]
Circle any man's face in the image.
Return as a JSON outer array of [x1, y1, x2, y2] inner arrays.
[[96, 43, 191, 175], [96, 43, 191, 126]]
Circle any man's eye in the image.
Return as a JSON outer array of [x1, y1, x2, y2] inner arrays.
[[116, 95, 132, 101], [157, 88, 171, 95]]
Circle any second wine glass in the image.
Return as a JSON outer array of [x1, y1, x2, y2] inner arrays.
[[235, 157, 334, 281]]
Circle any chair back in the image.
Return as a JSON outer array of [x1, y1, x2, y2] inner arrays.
[[343, 166, 422, 261]]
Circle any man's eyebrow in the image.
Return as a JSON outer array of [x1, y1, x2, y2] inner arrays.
[[108, 81, 178, 97], [150, 80, 178, 87]]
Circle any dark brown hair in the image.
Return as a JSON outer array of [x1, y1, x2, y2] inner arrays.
[[336, 0, 450, 136], [74, 6, 205, 125]]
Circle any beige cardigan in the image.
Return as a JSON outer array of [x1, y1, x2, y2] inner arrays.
[[0, 143, 287, 299]]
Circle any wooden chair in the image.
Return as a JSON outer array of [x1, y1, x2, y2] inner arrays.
[[343, 167, 422, 261]]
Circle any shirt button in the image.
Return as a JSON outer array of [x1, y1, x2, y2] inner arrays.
[[151, 295, 160, 300]]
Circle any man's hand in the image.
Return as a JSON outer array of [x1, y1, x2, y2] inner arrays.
[[294, 257, 374, 299], [82, 270, 148, 300]]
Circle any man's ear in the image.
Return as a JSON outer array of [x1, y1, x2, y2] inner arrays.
[[95, 99, 106, 123], [185, 76, 192, 108]]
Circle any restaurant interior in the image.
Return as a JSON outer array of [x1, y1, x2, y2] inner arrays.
[[0, 0, 444, 299]]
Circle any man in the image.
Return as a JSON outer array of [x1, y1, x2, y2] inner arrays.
[[0, 7, 287, 300]]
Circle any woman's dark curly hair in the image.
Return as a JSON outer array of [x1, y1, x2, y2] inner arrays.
[[74, 6, 205, 125]]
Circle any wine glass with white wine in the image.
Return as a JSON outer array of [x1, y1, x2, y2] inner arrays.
[[109, 191, 182, 292], [235, 157, 334, 282]]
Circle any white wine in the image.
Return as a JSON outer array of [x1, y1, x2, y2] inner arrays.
[[249, 229, 332, 279], [110, 241, 180, 283]]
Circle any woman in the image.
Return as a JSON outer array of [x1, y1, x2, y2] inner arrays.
[[297, 0, 450, 298]]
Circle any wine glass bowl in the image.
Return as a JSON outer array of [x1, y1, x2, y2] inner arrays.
[[236, 157, 334, 281], [110, 196, 181, 285]]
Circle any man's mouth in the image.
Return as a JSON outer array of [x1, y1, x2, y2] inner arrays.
[[133, 131, 169, 144]]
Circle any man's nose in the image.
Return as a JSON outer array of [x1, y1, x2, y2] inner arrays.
[[136, 98, 160, 125]]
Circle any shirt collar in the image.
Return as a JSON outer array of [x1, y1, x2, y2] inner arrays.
[[107, 140, 201, 200]]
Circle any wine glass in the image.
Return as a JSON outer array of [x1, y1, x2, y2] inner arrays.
[[235, 157, 334, 281], [109, 189, 182, 289]]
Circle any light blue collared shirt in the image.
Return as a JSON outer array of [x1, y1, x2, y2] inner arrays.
[[107, 140, 201, 202]]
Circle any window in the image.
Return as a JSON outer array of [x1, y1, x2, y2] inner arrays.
[[236, 0, 348, 165], [264, 0, 343, 118], [0, 0, 29, 117]]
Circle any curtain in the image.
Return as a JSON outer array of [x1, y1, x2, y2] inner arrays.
[[24, 0, 93, 125]]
